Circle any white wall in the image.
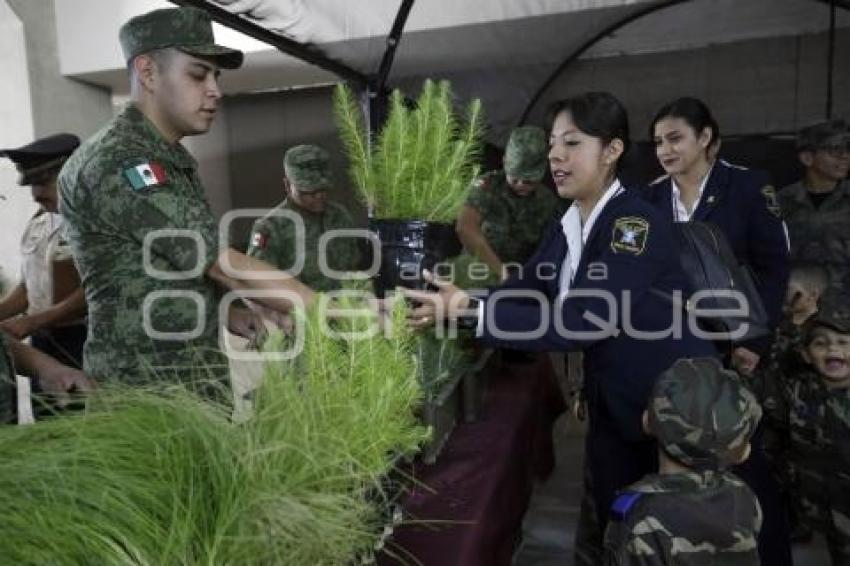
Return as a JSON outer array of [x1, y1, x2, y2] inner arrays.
[[9, 0, 112, 139], [54, 0, 171, 77], [0, 0, 36, 288], [53, 0, 274, 95]]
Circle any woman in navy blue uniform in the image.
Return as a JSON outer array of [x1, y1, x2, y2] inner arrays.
[[644, 97, 790, 368], [644, 97, 791, 565], [404, 92, 715, 557]]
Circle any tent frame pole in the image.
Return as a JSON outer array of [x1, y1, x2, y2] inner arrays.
[[826, 0, 837, 118], [366, 0, 416, 136], [519, 0, 850, 126]]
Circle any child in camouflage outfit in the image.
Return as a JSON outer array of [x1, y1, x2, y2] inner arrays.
[[757, 263, 829, 413], [773, 299, 850, 565], [759, 263, 829, 540], [603, 357, 763, 565]]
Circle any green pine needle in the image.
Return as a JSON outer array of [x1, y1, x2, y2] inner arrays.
[[334, 79, 485, 221]]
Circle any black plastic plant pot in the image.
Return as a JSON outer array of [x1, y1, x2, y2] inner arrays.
[[369, 219, 462, 298]]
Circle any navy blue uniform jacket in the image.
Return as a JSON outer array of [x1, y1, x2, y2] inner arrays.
[[477, 188, 715, 441], [640, 160, 790, 354]]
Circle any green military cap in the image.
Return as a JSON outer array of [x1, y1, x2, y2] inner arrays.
[[796, 119, 850, 152], [284, 144, 332, 192], [503, 126, 548, 182], [805, 292, 850, 342], [119, 7, 243, 70], [648, 357, 762, 470], [0, 133, 80, 186]]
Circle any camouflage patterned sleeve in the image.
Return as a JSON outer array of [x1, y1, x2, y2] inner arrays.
[[603, 519, 671, 566], [246, 217, 295, 272], [0, 335, 17, 424], [94, 166, 219, 274], [245, 219, 273, 262], [541, 184, 567, 220], [332, 204, 363, 271], [465, 178, 494, 213]]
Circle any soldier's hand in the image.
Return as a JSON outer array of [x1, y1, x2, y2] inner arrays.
[[0, 316, 39, 339], [731, 346, 761, 377], [37, 366, 95, 408], [227, 305, 269, 346]]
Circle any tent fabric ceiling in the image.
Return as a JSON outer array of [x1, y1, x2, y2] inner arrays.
[[200, 0, 850, 86], [176, 0, 850, 144]]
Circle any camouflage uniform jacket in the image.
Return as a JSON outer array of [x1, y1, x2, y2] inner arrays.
[[754, 318, 806, 419], [603, 471, 762, 565], [58, 104, 225, 385], [778, 180, 850, 290], [776, 373, 850, 529], [466, 170, 564, 265], [0, 336, 15, 424], [757, 319, 807, 487], [246, 199, 360, 292]]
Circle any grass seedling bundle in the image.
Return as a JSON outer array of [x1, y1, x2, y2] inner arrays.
[[334, 79, 484, 222], [0, 297, 427, 565]]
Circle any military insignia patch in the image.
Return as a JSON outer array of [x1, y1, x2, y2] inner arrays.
[[250, 231, 269, 249], [761, 185, 781, 218], [611, 216, 649, 255], [123, 161, 167, 191]]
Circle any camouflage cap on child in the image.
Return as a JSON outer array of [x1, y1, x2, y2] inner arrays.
[[649, 357, 762, 470]]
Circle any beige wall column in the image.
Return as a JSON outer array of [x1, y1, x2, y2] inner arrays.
[[0, 0, 36, 287]]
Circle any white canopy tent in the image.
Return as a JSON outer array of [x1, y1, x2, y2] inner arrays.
[[50, 0, 848, 235], [165, 0, 850, 138]]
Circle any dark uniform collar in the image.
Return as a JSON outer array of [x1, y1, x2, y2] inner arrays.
[[118, 103, 197, 170]]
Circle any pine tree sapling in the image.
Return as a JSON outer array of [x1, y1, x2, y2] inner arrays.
[[334, 80, 484, 222]]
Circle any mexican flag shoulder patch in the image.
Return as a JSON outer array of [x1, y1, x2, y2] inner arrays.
[[250, 231, 269, 250], [123, 161, 167, 191]]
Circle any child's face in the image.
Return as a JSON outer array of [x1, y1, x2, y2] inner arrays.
[[803, 327, 850, 387]]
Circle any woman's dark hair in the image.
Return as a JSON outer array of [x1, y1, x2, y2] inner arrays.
[[650, 97, 720, 149], [545, 92, 631, 156]]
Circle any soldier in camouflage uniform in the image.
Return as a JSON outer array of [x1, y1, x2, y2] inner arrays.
[[769, 299, 850, 565], [0, 333, 93, 424], [58, 7, 315, 386], [779, 119, 850, 292], [246, 144, 361, 292], [0, 336, 16, 424], [604, 357, 763, 565], [0, 133, 87, 368], [456, 126, 564, 282]]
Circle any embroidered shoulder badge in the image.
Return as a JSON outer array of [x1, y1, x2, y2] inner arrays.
[[761, 185, 781, 218], [611, 216, 649, 255], [250, 230, 269, 250], [123, 161, 167, 191]]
